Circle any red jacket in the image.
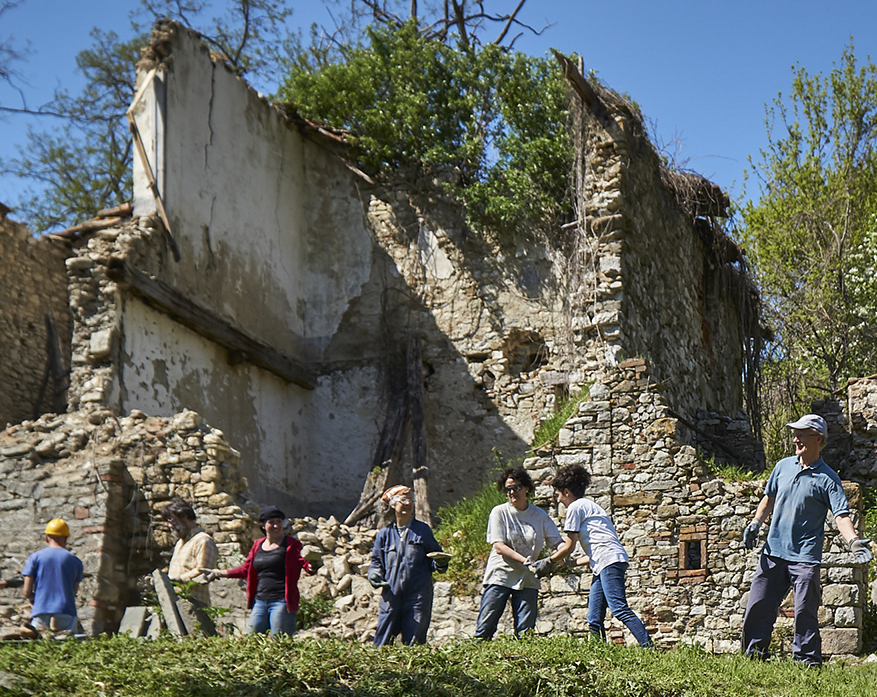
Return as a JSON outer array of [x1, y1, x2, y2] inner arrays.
[[226, 535, 312, 613]]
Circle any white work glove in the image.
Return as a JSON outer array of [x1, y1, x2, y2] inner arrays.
[[522, 555, 533, 568], [742, 518, 762, 550], [849, 538, 873, 564], [199, 568, 223, 583]]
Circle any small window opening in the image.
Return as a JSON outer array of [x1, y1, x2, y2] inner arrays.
[[684, 540, 702, 570]]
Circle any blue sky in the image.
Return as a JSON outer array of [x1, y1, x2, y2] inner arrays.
[[2, 0, 876, 224]]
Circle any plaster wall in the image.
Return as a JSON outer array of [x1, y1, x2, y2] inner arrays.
[[91, 226, 384, 516], [132, 24, 372, 349], [125, 24, 378, 513]]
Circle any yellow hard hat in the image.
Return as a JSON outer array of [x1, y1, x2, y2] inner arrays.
[[44, 519, 70, 537]]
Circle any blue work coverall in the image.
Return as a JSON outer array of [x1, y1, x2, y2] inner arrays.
[[368, 519, 442, 646]]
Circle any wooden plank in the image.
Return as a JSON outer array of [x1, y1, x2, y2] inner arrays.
[[412, 466, 432, 529], [56, 216, 123, 237], [553, 50, 609, 123], [407, 336, 431, 526], [343, 486, 384, 527], [105, 257, 316, 389], [97, 202, 133, 218], [151, 570, 187, 637], [345, 388, 408, 525], [126, 69, 181, 261]]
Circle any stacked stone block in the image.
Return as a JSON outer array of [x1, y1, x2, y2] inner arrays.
[[0, 405, 259, 636], [0, 216, 71, 427]]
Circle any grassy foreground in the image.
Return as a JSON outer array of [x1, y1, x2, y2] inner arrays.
[[0, 635, 876, 696]]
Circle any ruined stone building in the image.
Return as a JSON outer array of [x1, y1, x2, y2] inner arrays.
[[1, 21, 875, 649]]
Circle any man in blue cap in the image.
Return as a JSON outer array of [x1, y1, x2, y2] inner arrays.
[[741, 414, 873, 666]]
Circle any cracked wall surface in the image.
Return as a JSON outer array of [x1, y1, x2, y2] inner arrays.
[[18, 22, 763, 527]]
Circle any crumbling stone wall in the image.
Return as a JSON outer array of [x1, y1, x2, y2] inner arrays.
[[841, 377, 877, 485], [569, 82, 760, 453], [524, 358, 866, 654], [0, 216, 71, 427], [0, 405, 259, 636], [85, 22, 765, 521], [289, 361, 865, 654]]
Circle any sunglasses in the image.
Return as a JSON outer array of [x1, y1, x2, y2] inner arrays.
[[505, 484, 524, 493]]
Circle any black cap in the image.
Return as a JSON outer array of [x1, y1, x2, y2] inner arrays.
[[258, 505, 286, 523]]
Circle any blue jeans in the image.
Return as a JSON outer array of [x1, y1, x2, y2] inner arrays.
[[475, 585, 539, 639], [588, 562, 651, 647], [31, 613, 77, 632], [742, 554, 822, 665], [248, 599, 297, 636]]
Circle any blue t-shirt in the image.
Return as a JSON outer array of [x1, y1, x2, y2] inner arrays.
[[22, 546, 84, 617], [764, 456, 849, 564]]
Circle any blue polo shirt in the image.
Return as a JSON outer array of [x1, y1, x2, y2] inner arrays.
[[763, 456, 849, 564], [22, 547, 83, 617]]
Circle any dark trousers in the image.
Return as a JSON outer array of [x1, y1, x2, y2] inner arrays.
[[741, 553, 822, 665], [373, 586, 433, 647]]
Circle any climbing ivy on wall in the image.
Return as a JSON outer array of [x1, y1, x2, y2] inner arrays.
[[279, 20, 574, 237]]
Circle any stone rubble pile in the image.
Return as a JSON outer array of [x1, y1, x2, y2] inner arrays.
[[0, 405, 259, 636]]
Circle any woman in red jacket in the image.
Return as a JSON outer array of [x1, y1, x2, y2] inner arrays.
[[212, 506, 313, 635]]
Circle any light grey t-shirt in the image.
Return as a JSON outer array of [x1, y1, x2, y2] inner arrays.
[[483, 502, 562, 590], [563, 497, 628, 575]]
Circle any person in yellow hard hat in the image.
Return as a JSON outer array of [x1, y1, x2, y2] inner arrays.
[[21, 519, 84, 633]]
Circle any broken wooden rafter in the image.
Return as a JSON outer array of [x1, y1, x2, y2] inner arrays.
[[105, 257, 316, 389], [127, 67, 181, 262], [344, 388, 409, 525], [55, 216, 124, 238], [407, 335, 432, 527], [96, 202, 134, 218], [553, 50, 610, 124]]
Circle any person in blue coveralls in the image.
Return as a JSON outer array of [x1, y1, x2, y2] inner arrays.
[[22, 519, 84, 634], [368, 485, 448, 647], [741, 414, 873, 667]]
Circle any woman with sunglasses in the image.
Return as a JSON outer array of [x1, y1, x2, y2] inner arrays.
[[474, 467, 563, 639]]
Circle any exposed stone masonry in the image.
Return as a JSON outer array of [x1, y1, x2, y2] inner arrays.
[[0, 406, 258, 636], [0, 216, 71, 427]]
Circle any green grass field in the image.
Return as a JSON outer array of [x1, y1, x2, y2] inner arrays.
[[0, 634, 876, 696]]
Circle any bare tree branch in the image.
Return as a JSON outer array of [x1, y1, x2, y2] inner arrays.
[[492, 0, 525, 45], [0, 105, 68, 118]]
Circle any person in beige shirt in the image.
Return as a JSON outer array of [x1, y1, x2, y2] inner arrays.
[[163, 499, 218, 605]]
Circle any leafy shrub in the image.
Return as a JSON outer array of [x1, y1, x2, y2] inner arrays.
[[297, 592, 334, 630], [434, 482, 505, 590], [531, 389, 588, 451], [280, 20, 572, 237]]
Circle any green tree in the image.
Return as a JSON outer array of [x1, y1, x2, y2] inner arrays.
[[280, 19, 571, 236], [2, 1, 295, 232], [2, 30, 144, 231], [738, 43, 877, 447]]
